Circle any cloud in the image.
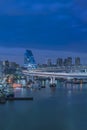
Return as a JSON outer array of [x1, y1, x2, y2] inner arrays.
[[31, 2, 71, 13], [0, 1, 72, 15], [0, 0, 87, 49], [72, 0, 87, 22]]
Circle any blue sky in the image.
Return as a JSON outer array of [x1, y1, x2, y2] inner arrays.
[[0, 0, 87, 64]]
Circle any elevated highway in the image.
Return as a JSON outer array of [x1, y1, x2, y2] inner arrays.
[[23, 70, 87, 79]]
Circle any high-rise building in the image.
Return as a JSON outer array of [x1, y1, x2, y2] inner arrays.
[[0, 61, 3, 76], [56, 58, 63, 66], [67, 57, 72, 66], [63, 57, 72, 66], [47, 59, 52, 66], [24, 50, 37, 69], [63, 58, 68, 66], [3, 60, 9, 68], [75, 57, 81, 66], [9, 62, 19, 69]]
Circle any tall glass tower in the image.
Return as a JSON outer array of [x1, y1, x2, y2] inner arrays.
[[24, 50, 37, 69]]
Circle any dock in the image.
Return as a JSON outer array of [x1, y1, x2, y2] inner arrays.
[[6, 97, 33, 101], [0, 96, 33, 103]]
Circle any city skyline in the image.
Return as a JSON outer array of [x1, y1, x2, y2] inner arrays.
[[0, 0, 87, 53], [0, 47, 87, 65]]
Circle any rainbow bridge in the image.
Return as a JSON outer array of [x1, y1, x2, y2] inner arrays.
[[23, 70, 87, 79]]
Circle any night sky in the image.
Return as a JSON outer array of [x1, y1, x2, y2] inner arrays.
[[0, 0, 87, 64]]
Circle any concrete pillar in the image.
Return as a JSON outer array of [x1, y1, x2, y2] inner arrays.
[[41, 79, 46, 88], [26, 76, 29, 82], [50, 77, 56, 87], [50, 77, 56, 84]]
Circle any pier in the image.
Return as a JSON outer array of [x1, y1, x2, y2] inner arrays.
[[6, 97, 33, 101], [0, 96, 33, 104]]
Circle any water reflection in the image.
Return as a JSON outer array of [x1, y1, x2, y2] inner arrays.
[[63, 82, 84, 91], [1, 81, 87, 130], [50, 87, 56, 96], [13, 80, 87, 98]]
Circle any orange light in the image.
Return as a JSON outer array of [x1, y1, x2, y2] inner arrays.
[[12, 83, 22, 88]]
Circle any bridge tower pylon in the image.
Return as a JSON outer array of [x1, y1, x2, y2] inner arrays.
[[50, 76, 56, 87]]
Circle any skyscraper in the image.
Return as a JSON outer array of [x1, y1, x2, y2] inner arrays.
[[67, 57, 72, 66], [75, 57, 81, 66], [56, 58, 63, 66], [63, 58, 68, 66], [63, 57, 72, 66], [47, 59, 52, 66], [24, 50, 37, 69]]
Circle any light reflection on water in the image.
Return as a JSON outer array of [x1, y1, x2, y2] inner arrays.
[[0, 82, 87, 130]]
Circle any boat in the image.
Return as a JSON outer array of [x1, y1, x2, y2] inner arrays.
[[3, 86, 14, 98], [50, 83, 56, 87]]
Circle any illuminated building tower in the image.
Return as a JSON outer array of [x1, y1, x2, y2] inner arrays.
[[24, 50, 37, 69]]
